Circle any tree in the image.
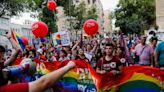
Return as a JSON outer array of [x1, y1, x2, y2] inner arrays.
[[26, 0, 79, 36], [0, 0, 98, 37], [27, 0, 59, 36], [63, 1, 98, 39], [0, 0, 60, 36], [65, 1, 98, 30], [0, 0, 27, 17], [39, 7, 58, 36], [87, 6, 98, 21], [115, 0, 156, 34]]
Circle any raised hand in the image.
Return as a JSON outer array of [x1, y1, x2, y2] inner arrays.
[[67, 61, 76, 69], [5, 31, 11, 39]]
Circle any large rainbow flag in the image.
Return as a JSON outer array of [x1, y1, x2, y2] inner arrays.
[[11, 31, 26, 50], [88, 65, 164, 92], [14, 59, 164, 92]]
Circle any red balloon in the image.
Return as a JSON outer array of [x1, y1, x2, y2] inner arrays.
[[83, 19, 99, 35], [20, 36, 29, 45], [47, 0, 57, 10], [32, 21, 48, 37]]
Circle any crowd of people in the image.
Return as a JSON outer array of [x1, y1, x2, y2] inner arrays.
[[0, 31, 164, 92]]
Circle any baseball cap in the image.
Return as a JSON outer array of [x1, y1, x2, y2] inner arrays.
[[37, 49, 43, 54]]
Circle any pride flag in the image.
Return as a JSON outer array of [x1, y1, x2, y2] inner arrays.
[[55, 34, 61, 45], [14, 59, 164, 92], [11, 31, 26, 50], [54, 61, 97, 92], [14, 59, 97, 91], [89, 65, 164, 92], [34, 60, 96, 92]]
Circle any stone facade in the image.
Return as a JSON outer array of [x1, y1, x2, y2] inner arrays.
[[0, 17, 34, 47], [156, 0, 164, 30], [103, 10, 112, 33]]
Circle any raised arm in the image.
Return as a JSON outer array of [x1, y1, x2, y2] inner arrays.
[[71, 40, 80, 51], [4, 32, 20, 66], [29, 61, 76, 92], [91, 43, 98, 53], [90, 39, 98, 53]]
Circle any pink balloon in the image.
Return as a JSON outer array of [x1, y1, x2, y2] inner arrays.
[[32, 21, 48, 37], [83, 19, 99, 35]]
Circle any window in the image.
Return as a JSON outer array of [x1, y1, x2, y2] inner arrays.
[[0, 29, 7, 35], [0, 18, 9, 24]]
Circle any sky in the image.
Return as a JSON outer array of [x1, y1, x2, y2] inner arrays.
[[11, 0, 119, 25], [100, 0, 119, 10]]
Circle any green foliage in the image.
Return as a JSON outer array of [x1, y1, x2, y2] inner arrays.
[[39, 7, 58, 36], [74, 1, 87, 29], [0, 0, 98, 36], [64, 1, 98, 30], [27, 0, 58, 36], [115, 0, 156, 34], [27, 0, 97, 36], [87, 6, 98, 20], [0, 0, 26, 17], [61, 0, 75, 16]]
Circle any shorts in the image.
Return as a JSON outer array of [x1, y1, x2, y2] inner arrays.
[[0, 83, 29, 92]]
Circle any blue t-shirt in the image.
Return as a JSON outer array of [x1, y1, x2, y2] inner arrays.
[[155, 41, 164, 65]]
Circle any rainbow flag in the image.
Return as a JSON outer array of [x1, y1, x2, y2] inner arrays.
[[55, 34, 61, 45], [15, 59, 97, 91], [35, 60, 97, 92], [11, 31, 26, 50], [14, 59, 164, 92], [89, 65, 164, 92]]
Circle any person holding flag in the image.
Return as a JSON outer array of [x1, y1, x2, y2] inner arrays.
[[0, 31, 21, 86], [0, 31, 77, 92], [96, 43, 123, 75]]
